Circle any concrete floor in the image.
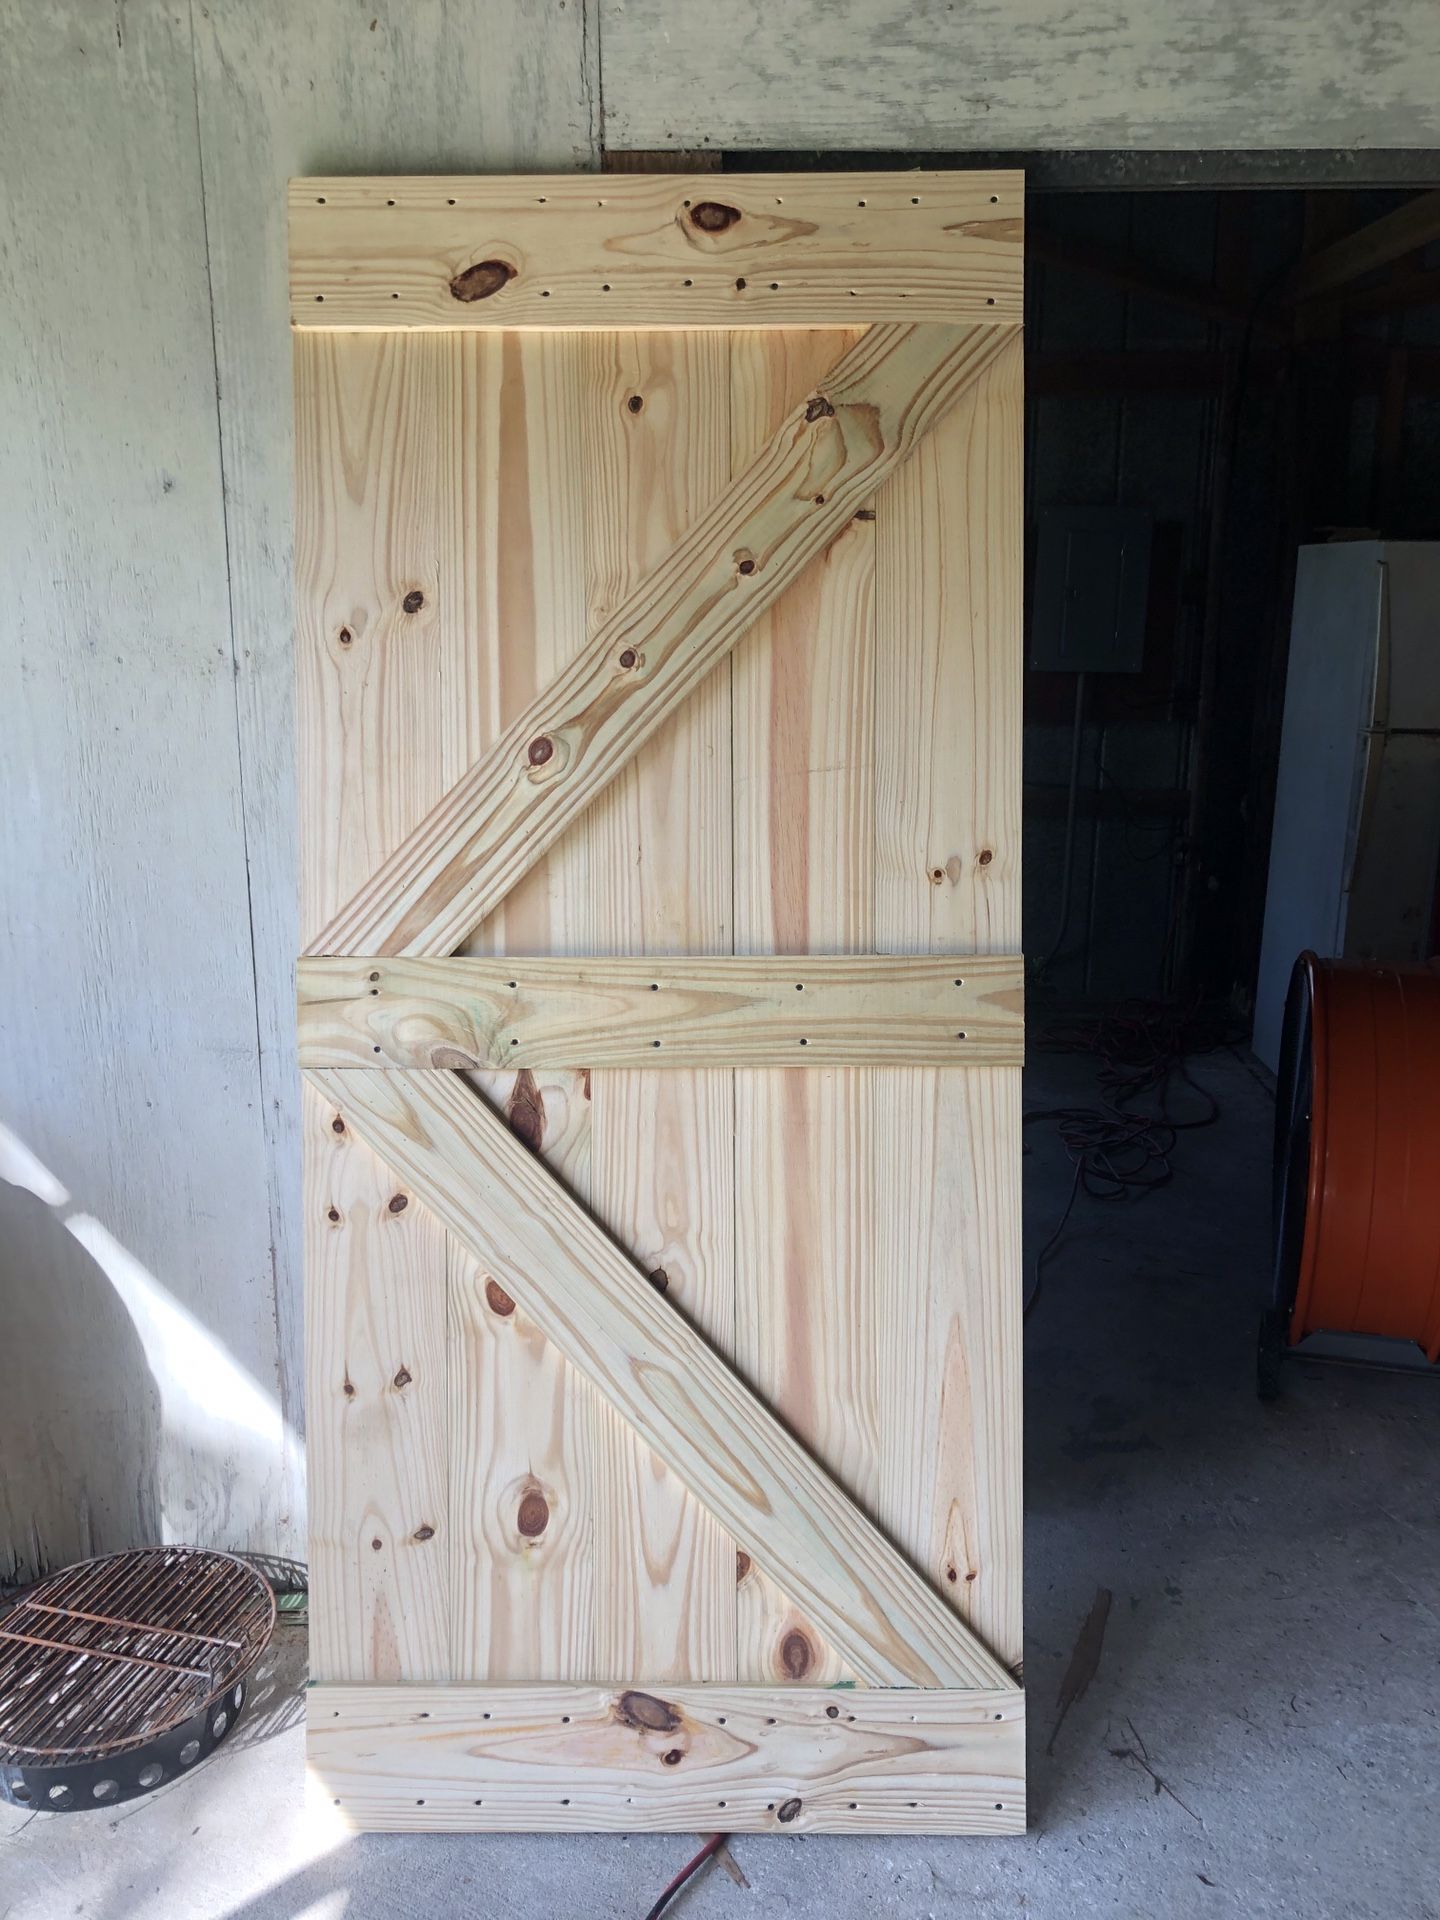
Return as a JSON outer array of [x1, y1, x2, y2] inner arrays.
[[5, 1047, 1439, 1920]]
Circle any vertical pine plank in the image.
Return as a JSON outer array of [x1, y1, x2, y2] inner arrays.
[[580, 332, 737, 1680], [446, 334, 597, 1680], [873, 335, 1024, 1671], [731, 329, 871, 1684], [297, 333, 452, 1679]]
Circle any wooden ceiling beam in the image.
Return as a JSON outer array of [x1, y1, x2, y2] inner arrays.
[[1288, 190, 1440, 303]]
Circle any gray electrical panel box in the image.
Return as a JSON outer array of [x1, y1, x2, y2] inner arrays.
[[1030, 507, 1152, 674]]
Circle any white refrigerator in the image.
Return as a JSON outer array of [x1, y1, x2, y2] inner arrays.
[[1254, 541, 1440, 1073]]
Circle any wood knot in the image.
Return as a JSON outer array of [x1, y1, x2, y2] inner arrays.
[[449, 259, 515, 302], [779, 1627, 814, 1679], [647, 1267, 670, 1295], [516, 1486, 550, 1538], [331, 1115, 346, 1134], [805, 395, 835, 422], [326, 1206, 340, 1224], [342, 1376, 356, 1399], [370, 1537, 383, 1552], [412, 1523, 435, 1542], [615, 1690, 681, 1734], [485, 1279, 516, 1317], [689, 200, 740, 233], [392, 1365, 412, 1389], [825, 1703, 840, 1718], [626, 394, 644, 414], [527, 735, 554, 766], [735, 1549, 752, 1583], [662, 1748, 683, 1766], [430, 1046, 480, 1070], [978, 847, 994, 866], [338, 626, 353, 646], [506, 1068, 545, 1153], [388, 1193, 408, 1213], [777, 1797, 803, 1823], [737, 557, 756, 576], [618, 648, 638, 670], [402, 589, 424, 614]]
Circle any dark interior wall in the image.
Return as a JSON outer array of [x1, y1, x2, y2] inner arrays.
[[1023, 186, 1440, 1012]]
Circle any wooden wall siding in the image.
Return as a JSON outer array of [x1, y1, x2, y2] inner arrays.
[[600, 0, 1440, 153]]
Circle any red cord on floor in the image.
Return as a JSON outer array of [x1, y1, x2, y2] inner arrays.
[[643, 1834, 728, 1920]]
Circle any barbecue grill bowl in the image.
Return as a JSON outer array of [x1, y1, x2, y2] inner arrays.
[[0, 1547, 276, 1811]]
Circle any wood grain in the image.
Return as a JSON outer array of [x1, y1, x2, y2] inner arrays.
[[428, 332, 599, 1685], [295, 332, 456, 1678], [730, 326, 874, 1686], [874, 335, 1025, 1670], [307, 321, 1019, 959], [306, 1066, 1013, 1691], [576, 330, 736, 1682], [303, 1081, 450, 1681], [309, 1682, 1025, 1833], [289, 170, 1023, 330], [297, 954, 1024, 1068]]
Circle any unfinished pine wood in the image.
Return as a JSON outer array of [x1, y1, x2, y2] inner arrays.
[[297, 954, 1025, 1068], [307, 1066, 1012, 1692], [576, 330, 736, 1683], [303, 1080, 450, 1681], [728, 328, 1025, 1689], [298, 330, 603, 1686], [295, 168, 1027, 1835], [289, 171, 1023, 330], [296, 331, 457, 1680], [309, 1682, 1025, 1833], [427, 332, 599, 1686], [731, 326, 875, 1686], [307, 320, 1018, 959], [873, 333, 1025, 1671]]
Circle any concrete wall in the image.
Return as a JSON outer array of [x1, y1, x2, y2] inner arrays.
[[603, 0, 1440, 155], [1, 0, 1435, 1581], [0, 0, 595, 1582]]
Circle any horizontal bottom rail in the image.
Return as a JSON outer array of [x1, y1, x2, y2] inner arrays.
[[308, 1683, 1025, 1834]]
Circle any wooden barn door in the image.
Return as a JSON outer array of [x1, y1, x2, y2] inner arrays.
[[292, 170, 1025, 1833]]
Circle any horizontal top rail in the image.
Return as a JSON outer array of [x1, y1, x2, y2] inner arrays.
[[288, 169, 1023, 329]]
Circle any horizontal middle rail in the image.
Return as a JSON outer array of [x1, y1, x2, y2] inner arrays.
[[297, 954, 1025, 1069]]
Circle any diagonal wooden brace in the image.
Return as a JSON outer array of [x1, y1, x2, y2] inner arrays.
[[307, 1065, 1014, 1691]]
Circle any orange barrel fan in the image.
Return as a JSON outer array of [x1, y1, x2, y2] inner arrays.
[[1263, 953, 1440, 1396]]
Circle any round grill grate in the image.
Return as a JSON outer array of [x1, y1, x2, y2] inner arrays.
[[0, 1546, 276, 1811]]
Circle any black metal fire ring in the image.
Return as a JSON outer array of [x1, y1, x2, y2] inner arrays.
[[0, 1546, 276, 1812]]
